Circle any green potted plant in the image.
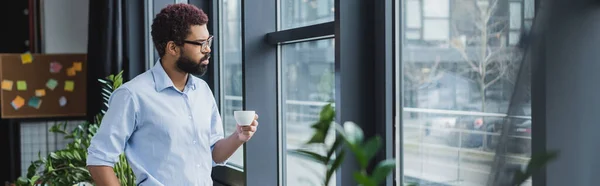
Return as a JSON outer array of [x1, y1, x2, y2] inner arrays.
[[15, 71, 135, 186], [288, 103, 395, 186]]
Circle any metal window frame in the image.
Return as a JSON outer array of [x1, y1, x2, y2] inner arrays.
[[266, 22, 334, 45], [335, 0, 394, 185]]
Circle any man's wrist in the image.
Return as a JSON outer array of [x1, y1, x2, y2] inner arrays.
[[230, 131, 246, 144]]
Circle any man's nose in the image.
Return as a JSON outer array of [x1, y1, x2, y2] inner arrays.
[[203, 47, 211, 53]]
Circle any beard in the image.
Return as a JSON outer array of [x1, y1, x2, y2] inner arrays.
[[175, 51, 209, 76]]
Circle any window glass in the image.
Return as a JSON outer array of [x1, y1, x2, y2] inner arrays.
[[406, 0, 422, 28], [423, 20, 449, 41], [221, 0, 244, 168], [510, 3, 523, 29], [524, 0, 535, 19], [423, 0, 449, 18], [280, 0, 334, 30], [398, 0, 535, 185], [282, 39, 335, 186]]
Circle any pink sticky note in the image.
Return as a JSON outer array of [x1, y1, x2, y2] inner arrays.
[[50, 62, 62, 73]]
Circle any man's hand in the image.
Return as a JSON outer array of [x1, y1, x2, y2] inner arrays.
[[236, 114, 258, 142]]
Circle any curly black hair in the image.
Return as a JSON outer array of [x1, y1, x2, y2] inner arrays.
[[151, 4, 209, 58]]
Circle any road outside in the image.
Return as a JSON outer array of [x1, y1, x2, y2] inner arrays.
[[221, 102, 532, 186]]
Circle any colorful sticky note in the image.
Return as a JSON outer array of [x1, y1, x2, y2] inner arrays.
[[66, 67, 76, 76], [50, 62, 62, 73], [16, 81, 27, 91], [2, 80, 13, 91], [46, 79, 58, 90], [73, 62, 82, 72], [27, 96, 42, 109], [35, 89, 46, 97], [11, 96, 25, 110], [21, 52, 33, 64], [64, 80, 74, 92], [59, 96, 67, 107]]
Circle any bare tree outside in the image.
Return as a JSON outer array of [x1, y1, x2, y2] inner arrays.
[[450, 0, 529, 185], [450, 0, 523, 113]]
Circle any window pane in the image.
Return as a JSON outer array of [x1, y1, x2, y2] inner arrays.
[[509, 31, 520, 45], [423, 0, 449, 18], [398, 0, 533, 185], [510, 3, 522, 29], [423, 19, 449, 41], [406, 30, 421, 40], [221, 0, 243, 168], [283, 39, 335, 186], [524, 0, 535, 19], [281, 0, 334, 30], [406, 0, 422, 28]]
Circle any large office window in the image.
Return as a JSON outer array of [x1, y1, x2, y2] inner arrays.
[[220, 0, 244, 168], [279, 1, 335, 185], [397, 0, 535, 185], [282, 39, 335, 185]]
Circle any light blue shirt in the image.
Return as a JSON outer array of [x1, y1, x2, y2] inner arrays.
[[87, 61, 227, 186]]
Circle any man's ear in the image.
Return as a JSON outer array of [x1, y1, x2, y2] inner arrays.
[[166, 41, 179, 56]]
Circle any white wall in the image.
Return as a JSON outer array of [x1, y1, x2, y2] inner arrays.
[[19, 0, 89, 177], [42, 0, 89, 53]]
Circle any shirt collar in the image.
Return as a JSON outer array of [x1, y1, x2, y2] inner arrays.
[[151, 60, 197, 92]]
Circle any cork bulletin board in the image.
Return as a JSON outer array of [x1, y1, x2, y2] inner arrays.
[[0, 53, 87, 119]]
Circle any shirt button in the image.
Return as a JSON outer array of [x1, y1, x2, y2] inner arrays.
[[196, 164, 200, 168], [188, 115, 192, 119], [193, 140, 197, 144]]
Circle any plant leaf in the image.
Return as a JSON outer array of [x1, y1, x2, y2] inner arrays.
[[319, 103, 335, 122], [30, 175, 40, 184], [353, 172, 376, 186], [307, 121, 330, 144], [363, 136, 382, 162], [327, 135, 344, 161], [287, 149, 328, 164], [50, 152, 59, 160], [342, 121, 363, 146], [371, 159, 396, 183], [307, 103, 335, 144], [326, 150, 345, 184]]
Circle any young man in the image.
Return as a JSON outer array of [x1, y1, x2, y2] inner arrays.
[[86, 4, 257, 186]]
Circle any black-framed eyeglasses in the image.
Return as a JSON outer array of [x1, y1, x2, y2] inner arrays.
[[183, 35, 213, 51]]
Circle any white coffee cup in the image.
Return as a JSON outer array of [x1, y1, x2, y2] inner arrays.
[[234, 110, 255, 126]]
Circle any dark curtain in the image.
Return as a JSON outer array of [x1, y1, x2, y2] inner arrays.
[[86, 0, 145, 121], [86, 0, 123, 121]]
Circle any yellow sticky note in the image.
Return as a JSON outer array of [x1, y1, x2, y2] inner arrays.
[[35, 89, 46, 97], [64, 81, 74, 92], [2, 80, 13, 91], [11, 96, 25, 110], [21, 53, 33, 64], [73, 62, 82, 72], [16, 81, 27, 91], [67, 67, 76, 76]]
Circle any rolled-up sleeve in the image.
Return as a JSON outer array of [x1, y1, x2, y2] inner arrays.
[[209, 99, 227, 166], [87, 87, 138, 167]]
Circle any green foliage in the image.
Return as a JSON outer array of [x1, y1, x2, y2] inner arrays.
[[288, 103, 558, 186], [15, 71, 135, 186], [288, 103, 396, 186]]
